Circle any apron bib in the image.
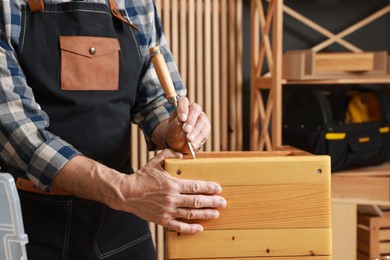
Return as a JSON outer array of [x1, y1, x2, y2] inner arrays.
[[17, 1, 155, 259]]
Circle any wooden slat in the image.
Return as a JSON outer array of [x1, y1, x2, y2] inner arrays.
[[380, 229, 390, 241], [183, 183, 331, 229], [220, 0, 228, 151], [171, 0, 179, 61], [380, 242, 390, 254], [162, 0, 170, 45], [204, 0, 212, 151], [228, 0, 237, 150], [250, 0, 259, 150], [167, 228, 332, 259], [179, 0, 187, 84], [167, 257, 331, 260], [212, 0, 221, 151], [187, 0, 195, 102], [272, 0, 283, 149], [315, 52, 374, 72], [165, 155, 330, 185], [236, 0, 243, 150], [195, 0, 203, 108], [332, 176, 390, 205]]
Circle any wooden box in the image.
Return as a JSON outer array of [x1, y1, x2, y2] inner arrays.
[[164, 149, 332, 259], [358, 213, 390, 260], [282, 50, 388, 80]]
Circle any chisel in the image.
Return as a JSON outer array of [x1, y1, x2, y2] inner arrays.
[[149, 46, 197, 159]]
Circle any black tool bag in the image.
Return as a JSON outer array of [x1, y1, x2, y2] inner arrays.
[[282, 87, 390, 172]]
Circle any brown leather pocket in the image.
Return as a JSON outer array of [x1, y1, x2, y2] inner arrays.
[[59, 36, 120, 91]]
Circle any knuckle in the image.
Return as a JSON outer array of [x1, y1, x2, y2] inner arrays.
[[193, 195, 202, 208], [162, 194, 175, 206], [177, 223, 185, 233], [190, 103, 202, 112], [191, 181, 201, 193], [186, 210, 196, 220]]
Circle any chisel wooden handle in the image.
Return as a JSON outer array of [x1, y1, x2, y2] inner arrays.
[[149, 46, 178, 107], [149, 46, 197, 159]]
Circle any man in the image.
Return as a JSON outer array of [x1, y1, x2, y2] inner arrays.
[[0, 0, 226, 259]]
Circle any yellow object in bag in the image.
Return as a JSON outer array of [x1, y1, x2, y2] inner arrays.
[[345, 92, 382, 124]]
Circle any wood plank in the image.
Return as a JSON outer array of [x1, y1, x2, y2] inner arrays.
[[187, 0, 195, 102], [165, 155, 330, 185], [228, 0, 237, 150], [179, 0, 187, 84], [185, 183, 331, 229], [315, 52, 374, 72], [171, 0, 179, 61], [195, 0, 203, 107], [332, 202, 357, 260], [166, 228, 332, 259], [332, 176, 390, 205], [380, 229, 390, 241], [168, 257, 331, 260], [380, 242, 390, 254], [236, 0, 243, 150], [220, 0, 228, 151], [204, 0, 212, 151], [212, 0, 221, 151], [272, 0, 283, 149]]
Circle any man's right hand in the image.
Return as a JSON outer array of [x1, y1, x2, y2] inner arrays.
[[118, 149, 227, 233]]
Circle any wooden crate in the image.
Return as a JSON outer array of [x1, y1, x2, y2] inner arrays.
[[358, 213, 390, 260], [282, 50, 388, 80], [164, 149, 332, 259]]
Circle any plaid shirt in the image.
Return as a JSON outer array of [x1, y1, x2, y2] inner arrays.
[[0, 0, 185, 190]]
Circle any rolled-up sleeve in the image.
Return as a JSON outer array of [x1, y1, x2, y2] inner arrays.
[[0, 39, 81, 191], [130, 0, 186, 150]]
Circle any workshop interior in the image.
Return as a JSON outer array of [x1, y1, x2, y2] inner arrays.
[[1, 0, 389, 259]]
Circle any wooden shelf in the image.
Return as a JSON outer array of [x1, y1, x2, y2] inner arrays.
[[334, 162, 390, 177], [284, 77, 390, 85]]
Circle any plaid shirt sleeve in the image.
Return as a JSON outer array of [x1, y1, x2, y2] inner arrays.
[[126, 1, 187, 150], [0, 0, 185, 189], [0, 39, 81, 191]]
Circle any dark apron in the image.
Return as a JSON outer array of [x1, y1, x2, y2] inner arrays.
[[16, 0, 156, 259]]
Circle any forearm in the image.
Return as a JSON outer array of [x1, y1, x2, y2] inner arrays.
[[51, 155, 126, 210], [151, 119, 169, 150]]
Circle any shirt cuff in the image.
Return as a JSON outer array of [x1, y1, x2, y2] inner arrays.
[[26, 137, 81, 191]]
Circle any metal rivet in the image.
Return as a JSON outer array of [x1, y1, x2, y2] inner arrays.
[[19, 181, 24, 186], [317, 169, 322, 174], [89, 47, 96, 55], [176, 170, 182, 175]]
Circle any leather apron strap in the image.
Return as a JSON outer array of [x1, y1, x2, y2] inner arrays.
[[27, 0, 44, 12], [27, 0, 141, 31]]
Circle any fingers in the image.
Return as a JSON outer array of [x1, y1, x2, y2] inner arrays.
[[166, 219, 204, 233], [179, 179, 222, 194], [176, 97, 211, 150], [176, 96, 189, 122], [177, 194, 227, 209]]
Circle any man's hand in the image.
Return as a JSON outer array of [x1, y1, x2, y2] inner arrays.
[[118, 149, 226, 233], [164, 96, 210, 153]]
